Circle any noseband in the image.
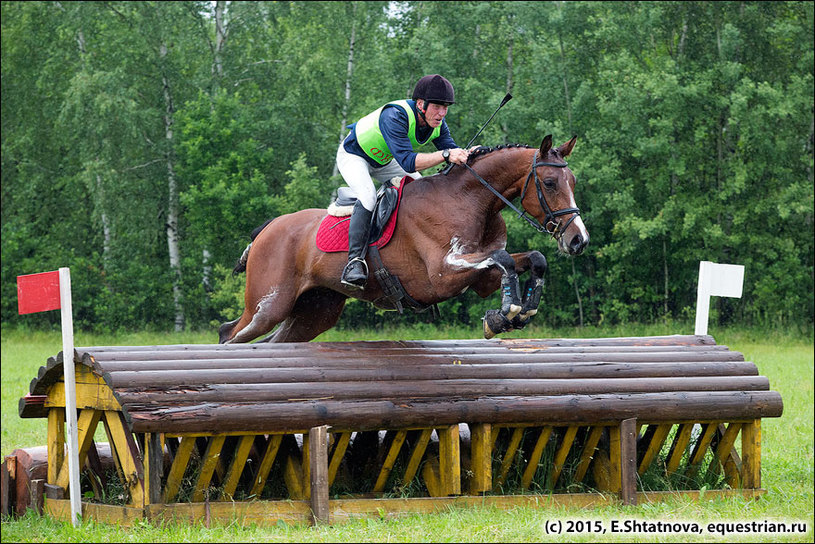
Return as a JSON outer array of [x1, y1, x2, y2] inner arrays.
[[462, 150, 581, 239]]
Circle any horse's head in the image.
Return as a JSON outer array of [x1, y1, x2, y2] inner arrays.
[[519, 135, 589, 255]]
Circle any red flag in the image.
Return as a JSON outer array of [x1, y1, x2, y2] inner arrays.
[[17, 271, 61, 314]]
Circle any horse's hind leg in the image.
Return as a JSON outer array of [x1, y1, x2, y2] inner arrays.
[[222, 286, 300, 344], [259, 288, 348, 343], [218, 317, 241, 343]]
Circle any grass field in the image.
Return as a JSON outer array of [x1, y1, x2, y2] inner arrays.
[[1, 322, 812, 542]]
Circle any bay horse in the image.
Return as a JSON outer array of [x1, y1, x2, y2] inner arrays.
[[219, 134, 588, 343]]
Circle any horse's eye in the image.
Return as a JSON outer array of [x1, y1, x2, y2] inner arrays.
[[543, 177, 557, 190]]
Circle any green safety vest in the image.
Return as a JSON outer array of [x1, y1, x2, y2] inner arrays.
[[355, 100, 442, 165]]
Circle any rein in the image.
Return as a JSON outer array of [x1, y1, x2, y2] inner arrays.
[[461, 150, 580, 238]]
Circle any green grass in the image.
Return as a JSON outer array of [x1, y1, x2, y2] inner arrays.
[[1, 323, 812, 542]]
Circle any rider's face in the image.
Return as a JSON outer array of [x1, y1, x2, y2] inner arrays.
[[419, 100, 448, 128]]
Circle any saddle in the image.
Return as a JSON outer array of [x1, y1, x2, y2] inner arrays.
[[315, 177, 439, 318], [315, 177, 406, 253]]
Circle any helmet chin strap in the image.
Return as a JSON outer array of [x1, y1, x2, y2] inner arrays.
[[416, 100, 429, 125]]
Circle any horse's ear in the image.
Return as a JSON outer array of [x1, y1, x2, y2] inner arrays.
[[558, 135, 577, 158], [540, 135, 553, 156]]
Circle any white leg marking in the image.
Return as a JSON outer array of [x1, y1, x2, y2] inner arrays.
[[444, 237, 495, 270]]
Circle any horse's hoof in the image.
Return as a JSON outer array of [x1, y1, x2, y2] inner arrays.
[[483, 310, 513, 339], [505, 304, 522, 321]]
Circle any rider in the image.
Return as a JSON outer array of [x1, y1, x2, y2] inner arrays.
[[336, 74, 472, 289]]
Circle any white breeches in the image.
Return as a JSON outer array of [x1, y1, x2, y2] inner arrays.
[[335, 142, 420, 211]]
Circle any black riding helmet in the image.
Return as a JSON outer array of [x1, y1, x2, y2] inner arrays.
[[412, 74, 455, 106]]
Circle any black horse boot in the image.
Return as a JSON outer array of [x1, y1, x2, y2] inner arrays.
[[340, 201, 374, 290]]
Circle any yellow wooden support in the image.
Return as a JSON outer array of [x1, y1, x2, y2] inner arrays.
[[284, 454, 305, 500], [609, 424, 621, 492], [550, 425, 579, 489], [301, 433, 310, 499], [220, 435, 254, 501], [327, 432, 351, 487], [47, 408, 65, 485], [192, 436, 226, 502], [521, 426, 553, 489], [248, 435, 282, 498], [438, 425, 460, 496], [687, 422, 718, 480], [741, 420, 761, 489], [421, 455, 442, 497], [163, 436, 196, 503], [45, 367, 121, 411], [574, 426, 603, 484], [710, 423, 742, 487], [402, 429, 432, 487], [103, 411, 145, 507], [56, 409, 102, 490], [469, 423, 492, 494], [638, 424, 672, 475], [373, 431, 407, 492], [496, 427, 524, 488], [666, 424, 694, 475], [101, 414, 126, 484]]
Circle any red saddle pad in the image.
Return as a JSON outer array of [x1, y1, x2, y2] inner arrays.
[[315, 177, 412, 253]]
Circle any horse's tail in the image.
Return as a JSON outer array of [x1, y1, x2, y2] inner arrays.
[[233, 218, 276, 276], [232, 243, 252, 275]]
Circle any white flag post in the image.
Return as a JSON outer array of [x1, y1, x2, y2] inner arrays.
[[695, 261, 745, 336], [59, 267, 82, 526]]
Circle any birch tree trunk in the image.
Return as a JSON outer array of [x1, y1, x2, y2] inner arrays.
[[332, 2, 358, 178], [161, 42, 185, 332], [556, 3, 583, 327]]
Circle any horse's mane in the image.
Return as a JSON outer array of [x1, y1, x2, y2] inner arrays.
[[467, 143, 534, 165]]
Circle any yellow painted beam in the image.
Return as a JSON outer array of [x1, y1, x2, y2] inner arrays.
[[220, 435, 254, 501], [574, 426, 604, 484], [327, 432, 351, 487], [192, 435, 226, 502], [521, 426, 553, 489], [550, 425, 579, 489], [104, 411, 145, 508], [741, 420, 761, 489], [402, 429, 432, 487], [163, 436, 196, 503], [373, 431, 407, 493], [47, 408, 65, 485], [469, 423, 492, 494], [56, 409, 102, 490], [666, 424, 694, 475], [249, 435, 283, 498]]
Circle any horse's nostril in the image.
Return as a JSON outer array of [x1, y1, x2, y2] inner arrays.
[[570, 234, 586, 253]]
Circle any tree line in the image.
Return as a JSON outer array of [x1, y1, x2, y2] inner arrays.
[[2, 1, 812, 335]]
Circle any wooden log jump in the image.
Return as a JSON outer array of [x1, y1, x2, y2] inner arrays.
[[11, 334, 783, 526]]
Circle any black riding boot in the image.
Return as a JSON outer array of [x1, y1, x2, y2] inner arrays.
[[340, 201, 373, 290]]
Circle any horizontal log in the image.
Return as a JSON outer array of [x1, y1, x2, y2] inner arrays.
[[86, 344, 731, 363], [89, 350, 744, 371], [104, 361, 759, 388], [124, 390, 784, 434], [113, 376, 771, 404], [76, 334, 718, 355]]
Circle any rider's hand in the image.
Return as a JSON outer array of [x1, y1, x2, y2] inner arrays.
[[449, 147, 471, 166]]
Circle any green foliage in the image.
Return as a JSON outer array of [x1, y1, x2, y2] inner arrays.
[[1, 1, 812, 332]]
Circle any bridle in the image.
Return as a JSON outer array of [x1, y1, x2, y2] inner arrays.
[[461, 150, 581, 239]]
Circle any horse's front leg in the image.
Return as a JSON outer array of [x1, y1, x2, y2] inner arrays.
[[479, 250, 524, 339], [473, 250, 547, 338], [509, 250, 548, 330]]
